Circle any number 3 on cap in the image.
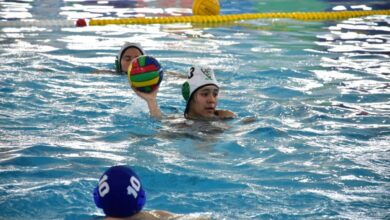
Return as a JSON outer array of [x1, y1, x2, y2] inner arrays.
[[127, 176, 141, 199]]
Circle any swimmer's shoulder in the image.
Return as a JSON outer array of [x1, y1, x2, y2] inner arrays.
[[215, 109, 236, 119], [125, 210, 174, 220], [92, 69, 123, 75], [92, 69, 183, 77], [127, 210, 211, 220]]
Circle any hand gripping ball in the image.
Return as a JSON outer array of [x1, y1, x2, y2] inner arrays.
[[128, 56, 164, 93]]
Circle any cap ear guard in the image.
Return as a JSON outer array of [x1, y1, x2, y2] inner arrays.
[[136, 188, 146, 212], [182, 82, 190, 101], [93, 186, 103, 208], [115, 56, 121, 73]]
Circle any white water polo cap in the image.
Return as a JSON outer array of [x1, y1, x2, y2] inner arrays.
[[116, 42, 146, 73], [182, 65, 219, 102], [118, 42, 145, 60]]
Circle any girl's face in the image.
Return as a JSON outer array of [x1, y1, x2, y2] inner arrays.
[[188, 85, 219, 118], [120, 47, 143, 72]]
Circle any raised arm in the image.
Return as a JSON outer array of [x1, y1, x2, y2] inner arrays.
[[132, 87, 162, 119]]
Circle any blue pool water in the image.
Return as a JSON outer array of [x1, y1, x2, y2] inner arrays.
[[1, 0, 389, 219]]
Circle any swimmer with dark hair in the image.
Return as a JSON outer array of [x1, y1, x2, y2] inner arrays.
[[135, 65, 235, 120], [94, 42, 183, 80], [93, 42, 145, 75], [181, 66, 235, 120], [115, 42, 145, 74]]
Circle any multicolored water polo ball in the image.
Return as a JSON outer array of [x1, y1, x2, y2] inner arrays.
[[128, 56, 164, 93]]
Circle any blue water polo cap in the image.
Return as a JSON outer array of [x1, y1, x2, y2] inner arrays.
[[93, 165, 146, 218]]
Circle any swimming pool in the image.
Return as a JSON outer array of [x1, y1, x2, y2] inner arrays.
[[1, 0, 389, 219]]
